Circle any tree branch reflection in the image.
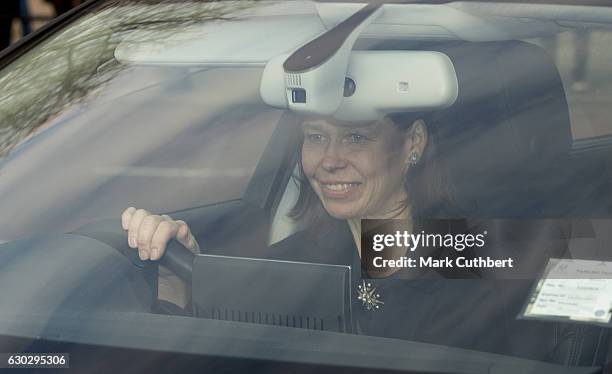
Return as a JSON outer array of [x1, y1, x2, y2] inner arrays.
[[0, 0, 260, 156]]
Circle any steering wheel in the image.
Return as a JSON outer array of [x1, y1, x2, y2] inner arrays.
[[72, 218, 195, 285]]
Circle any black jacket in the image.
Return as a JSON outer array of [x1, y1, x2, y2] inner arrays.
[[260, 219, 571, 363]]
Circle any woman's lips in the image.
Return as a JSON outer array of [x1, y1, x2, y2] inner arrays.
[[318, 181, 361, 199]]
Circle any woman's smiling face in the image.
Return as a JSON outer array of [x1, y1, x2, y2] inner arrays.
[[301, 117, 416, 219]]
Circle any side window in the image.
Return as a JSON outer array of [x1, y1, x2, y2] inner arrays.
[[527, 29, 612, 262], [530, 29, 612, 140], [528, 28, 612, 217]]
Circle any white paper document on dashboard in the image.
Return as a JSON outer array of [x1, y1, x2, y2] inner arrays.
[[523, 259, 612, 324]]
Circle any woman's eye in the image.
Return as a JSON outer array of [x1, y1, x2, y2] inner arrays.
[[347, 133, 367, 144], [306, 134, 327, 144]]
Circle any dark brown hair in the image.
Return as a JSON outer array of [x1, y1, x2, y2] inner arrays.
[[288, 113, 458, 224]]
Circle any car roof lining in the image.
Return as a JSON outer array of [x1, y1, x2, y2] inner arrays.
[[114, 1, 612, 66], [319, 1, 612, 40]]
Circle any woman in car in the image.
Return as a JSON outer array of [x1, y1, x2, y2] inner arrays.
[[120, 41, 574, 362], [120, 111, 486, 340], [120, 109, 570, 366], [121, 112, 454, 268]]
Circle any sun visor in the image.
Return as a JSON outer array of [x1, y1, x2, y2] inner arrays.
[[260, 50, 459, 122]]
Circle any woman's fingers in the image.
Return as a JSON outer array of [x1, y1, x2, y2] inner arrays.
[[121, 207, 136, 230], [175, 220, 198, 251], [137, 214, 164, 260], [175, 220, 190, 245], [121, 208, 198, 260], [150, 220, 180, 260], [127, 208, 150, 249]]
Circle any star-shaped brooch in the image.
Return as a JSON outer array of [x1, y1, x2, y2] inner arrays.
[[357, 280, 384, 311]]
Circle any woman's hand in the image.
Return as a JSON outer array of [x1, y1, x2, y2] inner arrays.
[[121, 207, 199, 261]]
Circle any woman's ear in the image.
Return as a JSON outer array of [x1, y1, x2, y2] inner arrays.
[[403, 119, 428, 166]]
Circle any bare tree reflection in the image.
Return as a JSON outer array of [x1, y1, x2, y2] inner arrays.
[[0, 0, 260, 156]]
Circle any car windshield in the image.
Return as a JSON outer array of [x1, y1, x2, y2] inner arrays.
[[0, 0, 611, 372]]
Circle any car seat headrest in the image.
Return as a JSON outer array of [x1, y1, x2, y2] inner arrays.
[[428, 41, 571, 218]]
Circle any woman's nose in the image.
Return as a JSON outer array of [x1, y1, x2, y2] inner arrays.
[[321, 142, 347, 172]]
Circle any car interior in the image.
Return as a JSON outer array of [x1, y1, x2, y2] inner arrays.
[[74, 36, 612, 367], [2, 1, 612, 371]]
